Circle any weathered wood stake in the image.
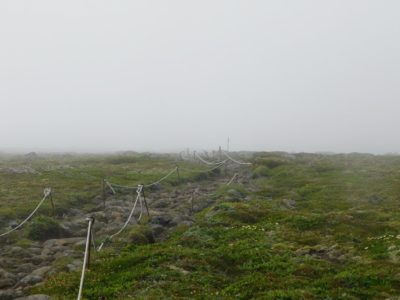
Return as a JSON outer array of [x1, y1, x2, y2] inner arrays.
[[141, 186, 150, 217], [49, 190, 55, 217]]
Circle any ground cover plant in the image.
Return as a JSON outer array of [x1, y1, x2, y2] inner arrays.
[[3, 152, 400, 299]]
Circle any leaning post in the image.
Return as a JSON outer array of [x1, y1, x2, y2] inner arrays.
[[77, 216, 95, 300]]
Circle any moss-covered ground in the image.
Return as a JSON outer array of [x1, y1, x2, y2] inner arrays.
[[4, 152, 400, 299]]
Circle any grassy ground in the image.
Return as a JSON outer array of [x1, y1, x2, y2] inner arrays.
[[0, 152, 219, 238], [5, 152, 400, 299]]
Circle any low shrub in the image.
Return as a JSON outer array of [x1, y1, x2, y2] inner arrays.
[[27, 216, 67, 241]]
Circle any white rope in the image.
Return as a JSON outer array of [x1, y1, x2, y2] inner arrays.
[[144, 167, 178, 188], [223, 152, 252, 165], [226, 173, 239, 186], [179, 160, 227, 173], [0, 188, 52, 238], [77, 217, 94, 300], [195, 153, 225, 165], [104, 167, 178, 192], [97, 185, 143, 251]]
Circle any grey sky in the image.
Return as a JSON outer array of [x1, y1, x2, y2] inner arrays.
[[1, 1, 399, 154]]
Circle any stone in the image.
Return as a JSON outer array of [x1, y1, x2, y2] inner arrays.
[[0, 268, 16, 288], [282, 199, 297, 209], [16, 263, 35, 274], [31, 266, 51, 278], [14, 295, 50, 300], [19, 274, 42, 286], [150, 215, 172, 226], [0, 289, 15, 300]]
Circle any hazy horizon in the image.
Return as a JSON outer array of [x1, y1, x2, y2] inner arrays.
[[1, 1, 400, 154]]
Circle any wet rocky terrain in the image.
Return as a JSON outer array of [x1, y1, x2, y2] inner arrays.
[[0, 163, 249, 299]]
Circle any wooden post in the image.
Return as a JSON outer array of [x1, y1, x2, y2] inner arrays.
[[78, 217, 95, 300], [141, 186, 150, 217], [190, 190, 195, 215], [176, 166, 181, 183], [87, 217, 95, 269], [102, 179, 106, 210], [49, 190, 55, 217]]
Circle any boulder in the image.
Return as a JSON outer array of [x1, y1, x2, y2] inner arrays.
[[18, 274, 42, 286], [282, 199, 297, 209], [150, 215, 173, 227], [15, 295, 50, 300], [0, 268, 16, 288], [0, 289, 15, 300]]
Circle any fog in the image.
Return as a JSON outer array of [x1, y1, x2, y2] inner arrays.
[[1, 1, 400, 154]]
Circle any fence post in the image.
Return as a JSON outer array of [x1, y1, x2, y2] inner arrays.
[[176, 166, 181, 183], [141, 186, 150, 217], [190, 190, 195, 215], [102, 179, 106, 210], [49, 189, 55, 217], [77, 217, 95, 300]]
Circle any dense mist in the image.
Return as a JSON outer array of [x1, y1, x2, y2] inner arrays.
[[1, 1, 400, 154]]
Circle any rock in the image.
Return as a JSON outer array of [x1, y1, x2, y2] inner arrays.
[[150, 215, 172, 226], [19, 274, 42, 286], [67, 264, 79, 272], [168, 265, 189, 275], [110, 211, 124, 223], [31, 266, 51, 278], [10, 246, 26, 257], [8, 221, 19, 229], [171, 215, 193, 227], [151, 224, 166, 239], [42, 237, 83, 248], [367, 194, 385, 204], [92, 211, 107, 223], [16, 263, 35, 274], [282, 199, 297, 209], [27, 248, 41, 255], [0, 289, 15, 300], [14, 295, 50, 300], [295, 244, 342, 262], [0, 268, 16, 288], [30, 256, 43, 265]]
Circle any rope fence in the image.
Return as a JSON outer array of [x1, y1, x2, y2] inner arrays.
[[104, 167, 178, 193], [0, 188, 52, 238], [178, 160, 227, 173], [195, 152, 226, 165], [97, 185, 144, 251], [0, 150, 252, 298], [223, 152, 252, 165], [226, 173, 239, 186]]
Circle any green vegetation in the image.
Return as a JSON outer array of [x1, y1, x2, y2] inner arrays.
[[26, 152, 400, 299], [27, 216, 66, 241], [0, 153, 215, 225]]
